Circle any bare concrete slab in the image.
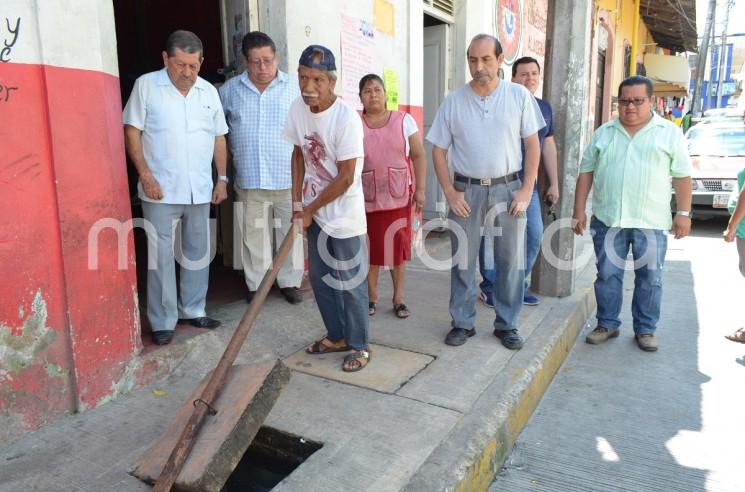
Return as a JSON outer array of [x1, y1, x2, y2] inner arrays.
[[133, 361, 290, 492], [283, 343, 434, 393], [263, 372, 463, 492]]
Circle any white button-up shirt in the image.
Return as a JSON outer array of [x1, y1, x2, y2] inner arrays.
[[123, 68, 229, 204]]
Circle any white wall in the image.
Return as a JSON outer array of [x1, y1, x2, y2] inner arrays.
[[5, 0, 118, 75], [266, 0, 415, 109]]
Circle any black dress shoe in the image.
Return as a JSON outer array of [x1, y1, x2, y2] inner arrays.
[[152, 330, 174, 345], [280, 287, 303, 304], [177, 317, 221, 329], [493, 329, 524, 350], [445, 327, 476, 346]]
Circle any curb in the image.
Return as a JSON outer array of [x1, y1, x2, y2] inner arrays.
[[404, 285, 596, 492]]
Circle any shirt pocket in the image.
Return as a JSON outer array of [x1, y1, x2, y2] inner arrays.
[[188, 104, 217, 135], [387, 167, 409, 198]]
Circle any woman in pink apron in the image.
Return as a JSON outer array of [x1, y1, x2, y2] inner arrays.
[[359, 74, 426, 318]]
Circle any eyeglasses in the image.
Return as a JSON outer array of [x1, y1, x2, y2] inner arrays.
[[618, 97, 649, 107], [248, 57, 275, 69]]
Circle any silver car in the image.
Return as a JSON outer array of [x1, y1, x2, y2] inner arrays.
[[683, 120, 745, 217]]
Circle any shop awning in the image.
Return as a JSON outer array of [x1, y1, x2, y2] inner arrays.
[[644, 53, 691, 97], [640, 0, 697, 53]]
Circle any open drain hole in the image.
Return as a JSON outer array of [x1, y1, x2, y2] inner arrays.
[[222, 426, 323, 491]]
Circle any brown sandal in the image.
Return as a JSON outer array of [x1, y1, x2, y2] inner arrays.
[[725, 328, 745, 343], [307, 337, 350, 354], [393, 303, 410, 319], [342, 350, 371, 372]]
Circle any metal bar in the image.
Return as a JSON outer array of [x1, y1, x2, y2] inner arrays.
[[152, 222, 300, 492]]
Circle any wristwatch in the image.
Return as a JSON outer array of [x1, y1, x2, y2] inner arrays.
[[676, 210, 691, 217], [218, 175, 229, 183]]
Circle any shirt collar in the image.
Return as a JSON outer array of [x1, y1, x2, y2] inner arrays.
[[610, 113, 665, 134], [156, 67, 207, 91], [240, 69, 288, 92]]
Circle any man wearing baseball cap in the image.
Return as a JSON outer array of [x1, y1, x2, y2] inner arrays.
[[282, 45, 371, 372]]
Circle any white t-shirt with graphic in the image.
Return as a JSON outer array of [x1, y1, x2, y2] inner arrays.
[[283, 96, 367, 239]]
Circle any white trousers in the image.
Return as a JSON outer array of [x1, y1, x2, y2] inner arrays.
[[234, 187, 303, 290]]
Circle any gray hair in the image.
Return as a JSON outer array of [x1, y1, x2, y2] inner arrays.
[[166, 30, 203, 58], [467, 34, 503, 58]]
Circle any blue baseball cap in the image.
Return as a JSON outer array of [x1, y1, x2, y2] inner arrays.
[[298, 45, 336, 71]]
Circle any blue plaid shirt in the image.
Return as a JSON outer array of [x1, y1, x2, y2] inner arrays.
[[219, 70, 299, 189]]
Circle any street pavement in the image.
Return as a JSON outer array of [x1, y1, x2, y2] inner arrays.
[[0, 227, 596, 491], [490, 217, 745, 492]]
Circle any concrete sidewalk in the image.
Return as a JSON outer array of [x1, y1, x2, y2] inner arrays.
[[0, 233, 596, 492], [490, 219, 745, 492]]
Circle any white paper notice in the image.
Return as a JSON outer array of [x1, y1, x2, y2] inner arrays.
[[340, 14, 377, 110]]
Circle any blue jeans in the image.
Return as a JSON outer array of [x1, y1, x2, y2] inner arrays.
[[449, 178, 526, 332], [307, 220, 369, 350], [589, 217, 667, 334], [479, 188, 542, 295]]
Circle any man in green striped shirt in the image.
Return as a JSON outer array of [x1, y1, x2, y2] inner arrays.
[[572, 75, 692, 352]]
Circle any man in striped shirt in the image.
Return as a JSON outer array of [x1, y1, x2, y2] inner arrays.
[[572, 75, 692, 352], [219, 32, 303, 304]]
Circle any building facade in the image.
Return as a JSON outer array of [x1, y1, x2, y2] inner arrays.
[[1, 0, 695, 441]]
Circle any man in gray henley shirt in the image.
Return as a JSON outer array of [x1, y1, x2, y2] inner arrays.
[[426, 34, 545, 350]]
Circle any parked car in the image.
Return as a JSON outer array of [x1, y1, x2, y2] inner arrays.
[[676, 120, 745, 218], [690, 107, 744, 126]]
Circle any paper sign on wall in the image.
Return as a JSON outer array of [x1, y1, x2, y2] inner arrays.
[[340, 14, 377, 110], [374, 0, 395, 36], [384, 68, 398, 110]]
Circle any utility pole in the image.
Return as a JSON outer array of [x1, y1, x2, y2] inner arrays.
[[716, 0, 734, 108], [706, 8, 717, 111], [692, 0, 716, 115]]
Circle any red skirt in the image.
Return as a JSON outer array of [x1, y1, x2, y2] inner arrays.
[[366, 205, 412, 267]]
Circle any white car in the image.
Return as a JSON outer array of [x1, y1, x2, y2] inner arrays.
[[681, 120, 745, 218]]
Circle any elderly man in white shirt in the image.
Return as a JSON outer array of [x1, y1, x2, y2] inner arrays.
[[123, 30, 229, 346]]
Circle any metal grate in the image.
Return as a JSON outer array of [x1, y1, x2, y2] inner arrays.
[[702, 179, 722, 191], [424, 0, 454, 16]]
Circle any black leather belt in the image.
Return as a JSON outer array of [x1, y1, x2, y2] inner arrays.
[[454, 172, 520, 186]]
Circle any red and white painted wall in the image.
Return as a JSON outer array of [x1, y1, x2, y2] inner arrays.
[[0, 0, 140, 442]]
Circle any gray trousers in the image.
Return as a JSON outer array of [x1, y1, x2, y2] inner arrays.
[[142, 202, 211, 332], [449, 178, 526, 331]]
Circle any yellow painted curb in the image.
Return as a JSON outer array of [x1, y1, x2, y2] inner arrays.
[[455, 289, 596, 492]]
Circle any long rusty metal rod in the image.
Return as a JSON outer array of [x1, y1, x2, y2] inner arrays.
[[153, 222, 300, 492]]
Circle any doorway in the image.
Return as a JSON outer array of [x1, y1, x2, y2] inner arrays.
[[113, 0, 248, 345], [422, 14, 451, 221]]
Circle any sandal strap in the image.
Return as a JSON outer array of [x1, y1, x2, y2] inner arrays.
[[345, 350, 370, 361]]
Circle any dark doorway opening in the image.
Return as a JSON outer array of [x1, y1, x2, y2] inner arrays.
[[222, 427, 323, 492]]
